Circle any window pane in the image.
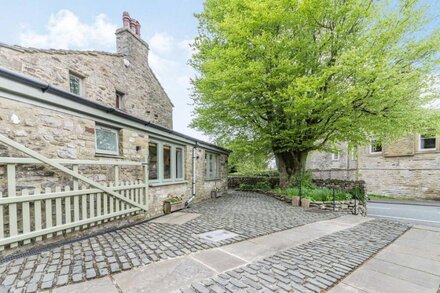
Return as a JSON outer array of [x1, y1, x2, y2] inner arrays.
[[96, 127, 118, 154], [149, 143, 158, 180], [421, 136, 436, 149], [69, 75, 81, 95], [176, 148, 183, 179], [204, 153, 208, 178], [163, 145, 171, 179]]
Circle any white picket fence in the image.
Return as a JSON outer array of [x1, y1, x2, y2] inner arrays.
[[0, 133, 150, 251], [0, 160, 148, 251]]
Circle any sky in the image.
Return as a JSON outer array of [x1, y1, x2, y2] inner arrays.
[[0, 0, 207, 140], [0, 0, 438, 142]]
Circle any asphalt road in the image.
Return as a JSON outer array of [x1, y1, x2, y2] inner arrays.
[[367, 201, 440, 228]]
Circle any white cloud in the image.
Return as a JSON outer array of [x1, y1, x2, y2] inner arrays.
[[19, 10, 116, 50], [149, 32, 174, 55], [178, 39, 195, 59]]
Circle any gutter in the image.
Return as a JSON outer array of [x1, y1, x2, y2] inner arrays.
[[0, 66, 231, 155]]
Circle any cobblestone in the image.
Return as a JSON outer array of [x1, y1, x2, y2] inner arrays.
[[180, 219, 409, 293], [0, 191, 339, 292]]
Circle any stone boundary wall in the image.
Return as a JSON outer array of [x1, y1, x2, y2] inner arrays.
[[239, 190, 366, 216], [312, 179, 366, 195], [228, 176, 279, 189]]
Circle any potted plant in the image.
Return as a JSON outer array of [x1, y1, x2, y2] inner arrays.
[[211, 187, 222, 198], [291, 196, 300, 206], [301, 197, 311, 208], [163, 194, 185, 214]]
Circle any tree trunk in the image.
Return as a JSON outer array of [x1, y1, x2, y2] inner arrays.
[[274, 151, 308, 188]]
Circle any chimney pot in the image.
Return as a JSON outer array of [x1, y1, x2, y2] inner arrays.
[[135, 20, 141, 37], [122, 11, 130, 29]]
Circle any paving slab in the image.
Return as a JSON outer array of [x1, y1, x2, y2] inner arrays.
[[340, 268, 434, 293], [363, 258, 440, 291], [329, 282, 369, 293], [330, 226, 440, 293], [150, 212, 201, 225], [180, 219, 408, 292], [375, 250, 440, 276], [191, 249, 246, 273], [113, 257, 215, 293], [52, 277, 118, 293]]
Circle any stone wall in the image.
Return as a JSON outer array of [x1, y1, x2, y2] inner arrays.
[[312, 179, 366, 196], [307, 139, 440, 199], [0, 97, 228, 218], [228, 176, 280, 189], [0, 27, 173, 129]]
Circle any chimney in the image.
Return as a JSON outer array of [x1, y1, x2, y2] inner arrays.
[[121, 11, 141, 38], [116, 11, 149, 63], [122, 11, 130, 29]]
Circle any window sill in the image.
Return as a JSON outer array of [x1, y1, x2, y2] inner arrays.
[[149, 180, 188, 187], [205, 178, 222, 182], [95, 153, 125, 159], [416, 149, 438, 154]]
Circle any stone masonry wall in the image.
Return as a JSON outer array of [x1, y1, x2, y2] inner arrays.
[[0, 97, 228, 218], [0, 28, 173, 129], [307, 138, 440, 199]]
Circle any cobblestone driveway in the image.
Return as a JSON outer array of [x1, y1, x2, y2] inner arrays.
[[180, 219, 409, 293], [0, 192, 340, 292]]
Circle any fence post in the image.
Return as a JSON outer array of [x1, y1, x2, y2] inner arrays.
[[333, 188, 336, 211], [7, 164, 18, 248]]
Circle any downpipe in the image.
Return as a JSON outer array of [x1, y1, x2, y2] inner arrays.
[[186, 142, 198, 207]]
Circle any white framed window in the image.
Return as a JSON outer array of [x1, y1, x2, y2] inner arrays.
[[370, 140, 382, 154], [148, 140, 185, 183], [69, 72, 83, 95], [205, 152, 220, 180], [332, 151, 340, 161], [148, 142, 158, 180], [95, 126, 119, 156], [419, 134, 436, 151]]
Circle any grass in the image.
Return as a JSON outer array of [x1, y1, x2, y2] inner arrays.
[[273, 186, 353, 202], [368, 194, 440, 202]]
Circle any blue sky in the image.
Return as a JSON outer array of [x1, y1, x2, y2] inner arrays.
[[0, 0, 438, 141]]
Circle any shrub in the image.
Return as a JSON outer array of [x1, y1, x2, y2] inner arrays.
[[254, 181, 271, 190]]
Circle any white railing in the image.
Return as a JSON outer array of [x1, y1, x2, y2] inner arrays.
[[0, 134, 149, 251]]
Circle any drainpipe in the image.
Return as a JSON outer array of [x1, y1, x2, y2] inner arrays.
[[192, 142, 198, 196], [186, 142, 198, 207]]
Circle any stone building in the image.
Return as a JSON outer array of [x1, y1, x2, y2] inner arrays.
[[307, 135, 440, 199], [0, 11, 229, 241]]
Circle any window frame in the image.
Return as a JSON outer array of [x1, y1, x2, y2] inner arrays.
[[116, 91, 124, 110], [148, 139, 185, 184], [205, 152, 220, 180], [331, 151, 340, 161], [370, 140, 383, 154], [95, 125, 120, 156], [419, 134, 437, 151], [69, 72, 84, 96]]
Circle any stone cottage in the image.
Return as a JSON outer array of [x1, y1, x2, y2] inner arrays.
[[0, 12, 229, 249], [307, 135, 440, 199]]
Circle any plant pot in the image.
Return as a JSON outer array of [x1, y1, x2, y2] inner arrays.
[[301, 198, 311, 208], [211, 190, 222, 198], [163, 201, 185, 214], [291, 196, 300, 207]]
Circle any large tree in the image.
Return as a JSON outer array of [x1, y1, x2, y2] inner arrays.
[[190, 0, 440, 187]]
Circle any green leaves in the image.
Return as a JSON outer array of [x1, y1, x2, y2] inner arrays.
[[191, 0, 440, 163]]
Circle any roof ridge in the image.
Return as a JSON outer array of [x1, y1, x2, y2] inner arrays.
[[0, 42, 123, 57]]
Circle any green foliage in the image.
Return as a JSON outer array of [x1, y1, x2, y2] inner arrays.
[[163, 195, 183, 203], [190, 0, 440, 182], [291, 170, 313, 188], [238, 180, 272, 190], [230, 170, 279, 177], [275, 186, 352, 202]]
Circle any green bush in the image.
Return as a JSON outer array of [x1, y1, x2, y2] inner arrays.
[[274, 186, 352, 202], [254, 181, 271, 190]]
